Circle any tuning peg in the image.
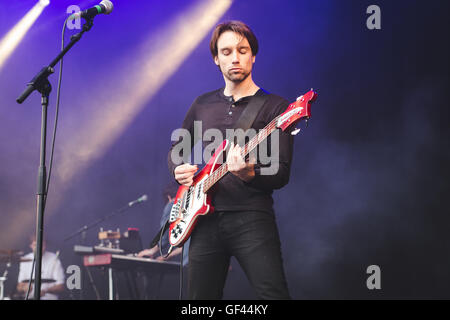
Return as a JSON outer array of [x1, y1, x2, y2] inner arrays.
[[291, 128, 301, 135]]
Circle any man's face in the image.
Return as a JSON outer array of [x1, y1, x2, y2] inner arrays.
[[214, 31, 255, 83], [30, 239, 46, 253]]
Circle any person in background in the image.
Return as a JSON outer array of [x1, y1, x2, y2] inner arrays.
[[138, 182, 189, 267], [16, 235, 65, 300]]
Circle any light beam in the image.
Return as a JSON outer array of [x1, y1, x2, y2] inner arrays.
[[5, 0, 233, 246], [57, 0, 233, 183], [0, 1, 49, 71]]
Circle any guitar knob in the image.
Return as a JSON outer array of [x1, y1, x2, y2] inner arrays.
[[291, 128, 301, 135]]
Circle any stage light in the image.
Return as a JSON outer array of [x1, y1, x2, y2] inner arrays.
[[0, 1, 49, 71], [39, 0, 50, 7], [5, 0, 233, 246], [56, 0, 233, 184]]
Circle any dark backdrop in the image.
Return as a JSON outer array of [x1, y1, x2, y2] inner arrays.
[[0, 0, 448, 299]]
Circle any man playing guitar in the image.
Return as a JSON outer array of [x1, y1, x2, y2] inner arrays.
[[168, 21, 302, 299]]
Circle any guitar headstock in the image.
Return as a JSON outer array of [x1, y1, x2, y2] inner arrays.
[[277, 89, 317, 134]]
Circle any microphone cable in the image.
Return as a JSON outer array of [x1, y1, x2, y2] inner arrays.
[[24, 257, 35, 300], [179, 244, 184, 300], [157, 211, 185, 300], [45, 16, 69, 207]]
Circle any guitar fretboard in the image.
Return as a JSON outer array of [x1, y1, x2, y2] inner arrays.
[[203, 115, 280, 193]]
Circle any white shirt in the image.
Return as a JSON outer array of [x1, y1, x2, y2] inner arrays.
[[18, 251, 65, 300]]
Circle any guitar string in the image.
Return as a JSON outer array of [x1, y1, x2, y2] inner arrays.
[[203, 116, 279, 193]]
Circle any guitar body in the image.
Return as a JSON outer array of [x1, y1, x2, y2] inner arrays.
[[168, 139, 230, 247]]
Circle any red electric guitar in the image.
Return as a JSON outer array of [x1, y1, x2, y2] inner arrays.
[[168, 89, 317, 249]]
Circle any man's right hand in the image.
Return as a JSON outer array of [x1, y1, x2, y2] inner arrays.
[[17, 281, 32, 294], [174, 164, 198, 186], [137, 246, 159, 258]]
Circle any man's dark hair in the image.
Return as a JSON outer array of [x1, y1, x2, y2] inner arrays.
[[209, 20, 259, 58]]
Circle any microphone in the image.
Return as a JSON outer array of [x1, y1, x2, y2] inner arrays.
[[128, 195, 148, 207], [69, 0, 114, 20]]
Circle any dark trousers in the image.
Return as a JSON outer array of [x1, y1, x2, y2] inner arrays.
[[187, 210, 291, 300]]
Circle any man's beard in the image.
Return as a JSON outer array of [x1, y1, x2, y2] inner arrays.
[[223, 68, 251, 83]]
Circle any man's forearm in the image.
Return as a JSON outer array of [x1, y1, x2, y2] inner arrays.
[[42, 284, 65, 295]]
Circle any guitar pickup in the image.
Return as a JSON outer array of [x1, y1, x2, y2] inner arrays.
[[197, 183, 203, 200]]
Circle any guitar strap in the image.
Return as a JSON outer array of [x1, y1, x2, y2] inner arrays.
[[149, 93, 269, 250], [232, 93, 270, 146], [150, 219, 170, 249]]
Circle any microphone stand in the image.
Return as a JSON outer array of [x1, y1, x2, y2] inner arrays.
[[16, 18, 94, 300]]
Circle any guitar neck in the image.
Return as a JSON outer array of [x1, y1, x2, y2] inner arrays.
[[203, 116, 280, 193]]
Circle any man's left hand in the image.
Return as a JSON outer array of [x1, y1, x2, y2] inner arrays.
[[226, 143, 255, 182]]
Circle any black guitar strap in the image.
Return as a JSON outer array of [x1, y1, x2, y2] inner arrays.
[[232, 94, 270, 146], [150, 219, 170, 248]]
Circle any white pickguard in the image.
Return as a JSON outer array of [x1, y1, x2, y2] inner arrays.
[[169, 175, 209, 246], [169, 139, 229, 247]]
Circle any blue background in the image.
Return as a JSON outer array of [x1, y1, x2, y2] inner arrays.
[[0, 0, 449, 299]]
